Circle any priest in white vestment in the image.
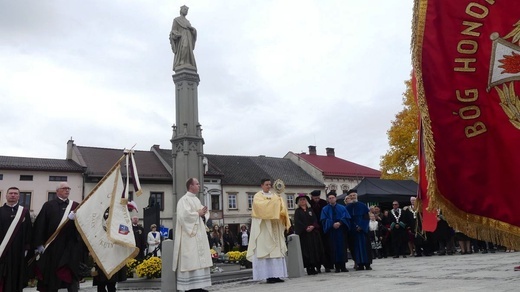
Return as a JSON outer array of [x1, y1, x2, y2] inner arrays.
[[246, 178, 291, 283], [173, 178, 212, 292]]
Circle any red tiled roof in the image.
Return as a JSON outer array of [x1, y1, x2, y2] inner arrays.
[[297, 153, 381, 177]]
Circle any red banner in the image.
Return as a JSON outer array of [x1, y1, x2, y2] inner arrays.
[[413, 1, 520, 247], [418, 119, 437, 232]]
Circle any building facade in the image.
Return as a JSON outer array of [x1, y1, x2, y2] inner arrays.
[[0, 155, 85, 215], [1, 142, 382, 237]]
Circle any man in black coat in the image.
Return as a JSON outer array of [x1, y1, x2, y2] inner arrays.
[[33, 182, 83, 292], [131, 215, 146, 260], [309, 190, 330, 272], [0, 187, 32, 292]]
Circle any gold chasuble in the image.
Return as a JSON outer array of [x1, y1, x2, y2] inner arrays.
[[251, 192, 291, 227], [246, 191, 291, 261]]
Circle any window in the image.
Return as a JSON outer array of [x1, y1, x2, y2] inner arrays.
[[286, 193, 295, 210], [19, 192, 32, 209], [247, 193, 255, 210], [0, 174, 3, 180], [149, 192, 164, 211], [49, 176, 67, 181], [207, 188, 221, 210], [211, 194, 220, 210], [228, 193, 237, 209], [48, 192, 57, 201], [20, 175, 33, 181]]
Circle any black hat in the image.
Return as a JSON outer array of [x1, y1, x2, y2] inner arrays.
[[347, 189, 357, 195], [310, 190, 321, 197], [295, 193, 311, 204], [326, 190, 337, 197]]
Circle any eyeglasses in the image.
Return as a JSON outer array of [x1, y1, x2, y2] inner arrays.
[[59, 187, 71, 190]]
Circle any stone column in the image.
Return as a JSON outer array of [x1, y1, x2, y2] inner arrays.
[[171, 68, 205, 201], [170, 68, 205, 291], [161, 240, 175, 292], [286, 234, 305, 278]]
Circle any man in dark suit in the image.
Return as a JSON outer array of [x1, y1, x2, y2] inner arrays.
[[131, 215, 146, 260]]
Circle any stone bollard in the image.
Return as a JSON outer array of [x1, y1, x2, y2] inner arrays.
[[285, 234, 305, 278], [161, 239, 176, 292]]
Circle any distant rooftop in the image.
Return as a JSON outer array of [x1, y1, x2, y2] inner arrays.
[[76, 146, 171, 180], [292, 145, 381, 177], [0, 155, 84, 172], [205, 154, 324, 187]]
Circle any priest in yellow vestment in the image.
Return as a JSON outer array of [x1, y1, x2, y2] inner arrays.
[[246, 178, 291, 283]]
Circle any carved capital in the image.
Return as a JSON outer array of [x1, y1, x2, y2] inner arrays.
[[172, 70, 200, 84]]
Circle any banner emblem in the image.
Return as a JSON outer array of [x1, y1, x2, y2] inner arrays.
[[488, 23, 520, 130]]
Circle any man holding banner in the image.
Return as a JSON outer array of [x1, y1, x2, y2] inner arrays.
[[33, 182, 83, 292], [74, 150, 140, 285], [0, 186, 32, 292]]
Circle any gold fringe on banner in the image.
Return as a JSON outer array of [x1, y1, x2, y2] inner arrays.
[[411, 0, 520, 250]]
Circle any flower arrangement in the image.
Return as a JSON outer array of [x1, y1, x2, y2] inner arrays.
[[210, 248, 219, 260], [226, 251, 243, 262], [238, 251, 251, 268], [225, 251, 250, 266], [126, 258, 141, 277], [135, 256, 162, 279]]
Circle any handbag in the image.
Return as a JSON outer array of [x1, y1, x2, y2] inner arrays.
[[371, 229, 382, 249], [371, 240, 382, 249]]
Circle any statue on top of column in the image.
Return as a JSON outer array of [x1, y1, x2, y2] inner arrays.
[[169, 5, 197, 72]]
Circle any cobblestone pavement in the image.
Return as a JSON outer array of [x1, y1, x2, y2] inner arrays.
[[25, 251, 520, 291]]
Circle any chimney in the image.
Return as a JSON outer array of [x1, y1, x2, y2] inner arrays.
[[308, 145, 317, 155], [66, 138, 74, 160], [326, 147, 335, 157]]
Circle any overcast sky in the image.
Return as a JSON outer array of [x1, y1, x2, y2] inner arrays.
[[0, 1, 413, 170]]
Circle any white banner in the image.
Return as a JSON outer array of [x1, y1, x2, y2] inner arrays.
[[107, 154, 137, 246], [75, 158, 138, 278]]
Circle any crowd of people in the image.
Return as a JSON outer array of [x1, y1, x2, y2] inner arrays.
[[0, 182, 167, 292], [198, 185, 519, 286], [207, 224, 250, 254], [290, 191, 518, 278], [0, 183, 94, 292], [2, 179, 517, 292]]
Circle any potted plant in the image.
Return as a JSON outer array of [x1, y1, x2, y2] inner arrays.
[[135, 256, 162, 279], [126, 258, 141, 278], [238, 251, 251, 269]]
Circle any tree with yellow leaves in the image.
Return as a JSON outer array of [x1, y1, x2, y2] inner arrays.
[[380, 77, 419, 180]]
